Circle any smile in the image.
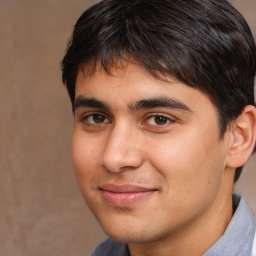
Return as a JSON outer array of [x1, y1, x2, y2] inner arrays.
[[99, 184, 157, 207]]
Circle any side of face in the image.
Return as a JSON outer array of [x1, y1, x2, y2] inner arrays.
[[72, 61, 236, 245]]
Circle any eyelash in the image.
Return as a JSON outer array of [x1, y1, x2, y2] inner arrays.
[[144, 114, 175, 126], [80, 111, 176, 127], [80, 112, 110, 125]]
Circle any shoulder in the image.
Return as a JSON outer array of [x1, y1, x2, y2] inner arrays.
[[90, 238, 129, 256], [90, 238, 115, 256]]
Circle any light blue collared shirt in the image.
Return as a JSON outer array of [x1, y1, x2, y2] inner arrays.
[[91, 195, 256, 256]]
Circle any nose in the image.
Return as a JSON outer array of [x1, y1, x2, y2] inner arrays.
[[102, 123, 144, 173]]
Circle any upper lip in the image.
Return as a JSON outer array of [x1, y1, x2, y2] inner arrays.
[[99, 184, 157, 193]]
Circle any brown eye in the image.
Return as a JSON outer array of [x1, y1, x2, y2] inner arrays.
[[154, 116, 168, 125], [85, 114, 110, 124], [92, 114, 106, 123], [146, 115, 173, 126]]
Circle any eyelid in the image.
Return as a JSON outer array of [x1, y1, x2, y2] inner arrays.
[[143, 113, 176, 124], [146, 112, 176, 121], [79, 111, 111, 123]]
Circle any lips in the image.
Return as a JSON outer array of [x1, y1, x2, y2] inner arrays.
[[99, 184, 157, 207]]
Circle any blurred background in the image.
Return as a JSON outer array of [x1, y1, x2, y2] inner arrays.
[[0, 0, 255, 255]]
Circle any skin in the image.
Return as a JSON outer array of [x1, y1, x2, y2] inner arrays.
[[72, 61, 237, 256]]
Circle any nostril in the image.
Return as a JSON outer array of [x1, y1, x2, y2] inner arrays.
[[104, 165, 139, 174], [119, 166, 139, 172], [102, 150, 144, 173]]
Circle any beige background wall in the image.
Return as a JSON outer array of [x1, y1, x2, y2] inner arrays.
[[0, 1, 255, 255]]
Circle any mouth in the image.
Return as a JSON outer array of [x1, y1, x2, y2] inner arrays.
[[99, 184, 157, 207]]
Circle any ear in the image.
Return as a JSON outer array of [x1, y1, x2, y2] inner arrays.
[[226, 105, 256, 168]]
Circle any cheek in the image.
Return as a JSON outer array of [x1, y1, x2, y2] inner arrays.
[[148, 148, 222, 221], [71, 133, 105, 210], [148, 132, 225, 199], [72, 133, 100, 184]]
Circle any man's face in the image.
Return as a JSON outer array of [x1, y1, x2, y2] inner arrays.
[[72, 61, 233, 244]]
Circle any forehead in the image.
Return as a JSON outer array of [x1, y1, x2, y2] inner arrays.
[[75, 61, 211, 105]]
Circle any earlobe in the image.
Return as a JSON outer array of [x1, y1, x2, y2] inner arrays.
[[226, 105, 256, 168]]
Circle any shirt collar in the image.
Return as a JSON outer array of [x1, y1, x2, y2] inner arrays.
[[204, 194, 255, 256]]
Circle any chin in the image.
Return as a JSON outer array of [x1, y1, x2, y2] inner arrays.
[[106, 231, 148, 244], [101, 221, 161, 245]]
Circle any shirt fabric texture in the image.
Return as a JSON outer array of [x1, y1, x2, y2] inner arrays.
[[91, 194, 256, 256]]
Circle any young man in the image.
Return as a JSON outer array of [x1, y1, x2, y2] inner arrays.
[[61, 0, 256, 255]]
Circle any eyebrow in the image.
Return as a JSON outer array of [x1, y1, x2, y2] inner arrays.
[[74, 96, 191, 113], [128, 97, 192, 112], [74, 96, 110, 111]]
